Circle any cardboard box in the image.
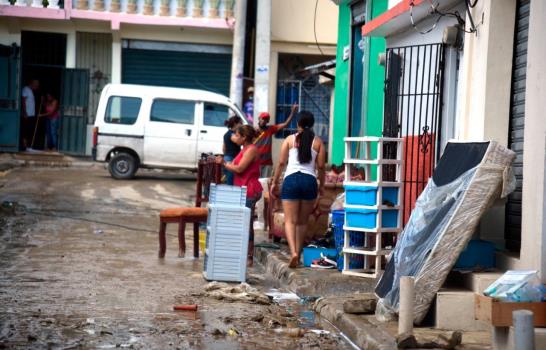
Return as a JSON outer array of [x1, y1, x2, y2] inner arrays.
[[474, 293, 546, 327]]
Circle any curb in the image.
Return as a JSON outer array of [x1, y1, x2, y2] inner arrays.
[[254, 246, 376, 297], [255, 245, 395, 349], [314, 297, 397, 350]]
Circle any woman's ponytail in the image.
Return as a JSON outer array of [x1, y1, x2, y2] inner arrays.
[[295, 111, 315, 164]]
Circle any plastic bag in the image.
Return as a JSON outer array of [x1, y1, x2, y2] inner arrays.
[[484, 270, 546, 302], [330, 193, 345, 211]]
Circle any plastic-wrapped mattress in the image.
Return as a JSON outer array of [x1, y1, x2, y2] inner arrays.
[[375, 141, 516, 324]]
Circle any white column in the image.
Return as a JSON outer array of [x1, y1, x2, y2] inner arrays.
[[520, 0, 546, 283], [253, 0, 271, 126], [398, 276, 415, 335], [111, 32, 122, 84], [229, 0, 247, 108], [66, 31, 76, 68]]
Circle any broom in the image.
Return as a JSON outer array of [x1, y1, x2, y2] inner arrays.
[[29, 97, 44, 150]]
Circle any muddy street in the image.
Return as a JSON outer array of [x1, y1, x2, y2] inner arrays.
[[0, 167, 353, 349]]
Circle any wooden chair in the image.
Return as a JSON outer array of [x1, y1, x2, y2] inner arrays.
[[158, 157, 221, 258]]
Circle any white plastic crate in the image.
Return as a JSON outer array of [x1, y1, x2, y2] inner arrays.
[[209, 184, 247, 207], [203, 204, 251, 282]]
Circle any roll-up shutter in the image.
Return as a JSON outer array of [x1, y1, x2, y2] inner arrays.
[[505, 0, 530, 252], [122, 48, 231, 96]]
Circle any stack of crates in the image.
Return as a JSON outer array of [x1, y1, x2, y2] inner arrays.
[[203, 184, 250, 282], [342, 137, 404, 278]]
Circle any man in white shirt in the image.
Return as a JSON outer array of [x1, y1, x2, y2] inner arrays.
[[21, 79, 39, 149]]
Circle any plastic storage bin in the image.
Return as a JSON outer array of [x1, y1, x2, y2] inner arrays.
[[203, 204, 251, 282], [332, 210, 365, 271], [302, 247, 338, 267], [344, 207, 398, 229], [344, 185, 398, 206], [454, 239, 495, 270], [209, 184, 247, 207]]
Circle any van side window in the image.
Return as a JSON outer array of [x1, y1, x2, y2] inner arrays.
[[204, 103, 231, 127], [105, 96, 142, 125], [151, 99, 195, 125]]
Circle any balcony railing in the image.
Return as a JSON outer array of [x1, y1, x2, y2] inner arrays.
[[72, 0, 235, 18], [0, 0, 234, 27], [0, 0, 62, 9]]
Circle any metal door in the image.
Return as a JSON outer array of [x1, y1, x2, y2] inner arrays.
[[59, 68, 89, 155], [383, 43, 446, 225], [0, 44, 21, 152], [505, 0, 530, 252]]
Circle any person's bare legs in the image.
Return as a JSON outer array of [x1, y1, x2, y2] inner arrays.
[[295, 200, 316, 259], [282, 200, 300, 267]]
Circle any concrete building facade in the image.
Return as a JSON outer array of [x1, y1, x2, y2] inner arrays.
[[0, 0, 339, 159]]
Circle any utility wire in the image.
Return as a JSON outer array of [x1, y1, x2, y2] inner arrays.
[[314, 0, 325, 56], [409, 0, 478, 35]]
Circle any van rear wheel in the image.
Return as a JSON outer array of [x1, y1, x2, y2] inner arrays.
[[108, 152, 138, 180]]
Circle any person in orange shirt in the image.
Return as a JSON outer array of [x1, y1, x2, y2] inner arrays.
[[254, 103, 298, 178]]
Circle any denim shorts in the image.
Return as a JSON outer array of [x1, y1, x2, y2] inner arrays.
[[281, 172, 318, 201]]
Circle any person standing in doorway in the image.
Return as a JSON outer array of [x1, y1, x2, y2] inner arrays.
[[243, 86, 254, 124], [270, 111, 326, 268], [39, 92, 60, 152], [21, 79, 40, 150], [254, 103, 298, 178]]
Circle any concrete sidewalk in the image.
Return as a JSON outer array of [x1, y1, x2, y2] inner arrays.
[[0, 152, 97, 171], [254, 241, 492, 350]]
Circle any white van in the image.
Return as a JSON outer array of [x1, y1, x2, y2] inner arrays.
[[92, 84, 247, 179]]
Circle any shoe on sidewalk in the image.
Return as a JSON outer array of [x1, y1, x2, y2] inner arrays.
[[311, 253, 337, 269]]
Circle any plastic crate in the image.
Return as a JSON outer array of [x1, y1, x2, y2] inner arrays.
[[344, 184, 399, 206], [203, 204, 251, 282], [206, 203, 250, 232], [345, 207, 398, 229], [209, 184, 247, 207], [454, 239, 496, 270], [302, 247, 338, 267], [332, 210, 365, 271]]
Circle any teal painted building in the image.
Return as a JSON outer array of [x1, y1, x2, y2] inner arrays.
[[331, 0, 388, 165]]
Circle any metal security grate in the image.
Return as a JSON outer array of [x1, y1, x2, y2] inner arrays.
[[383, 43, 446, 225], [276, 75, 332, 142]]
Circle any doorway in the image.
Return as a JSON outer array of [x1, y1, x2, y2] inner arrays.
[[21, 31, 66, 151], [21, 31, 90, 155]]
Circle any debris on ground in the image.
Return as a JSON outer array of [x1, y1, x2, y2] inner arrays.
[[193, 281, 271, 304], [173, 304, 198, 311], [342, 294, 377, 314], [265, 289, 300, 302], [397, 331, 462, 349], [274, 327, 306, 337]]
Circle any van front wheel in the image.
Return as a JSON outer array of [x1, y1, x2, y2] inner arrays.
[[108, 152, 138, 180]]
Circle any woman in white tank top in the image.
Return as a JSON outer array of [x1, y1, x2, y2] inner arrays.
[[271, 111, 326, 268]]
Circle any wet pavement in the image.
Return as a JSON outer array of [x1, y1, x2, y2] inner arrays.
[[0, 167, 355, 349]]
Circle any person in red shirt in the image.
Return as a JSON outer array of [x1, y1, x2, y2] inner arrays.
[[254, 103, 298, 178]]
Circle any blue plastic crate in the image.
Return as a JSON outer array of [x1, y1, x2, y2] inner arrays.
[[302, 247, 338, 267], [331, 210, 365, 271], [454, 239, 496, 270], [345, 207, 398, 229], [344, 185, 399, 206], [339, 252, 365, 271]]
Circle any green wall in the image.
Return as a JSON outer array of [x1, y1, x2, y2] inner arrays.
[[331, 0, 388, 165], [331, 4, 351, 165], [365, 0, 387, 138]]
